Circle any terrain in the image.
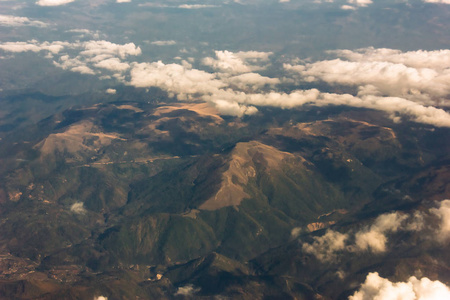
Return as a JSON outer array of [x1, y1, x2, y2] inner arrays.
[[0, 88, 449, 299]]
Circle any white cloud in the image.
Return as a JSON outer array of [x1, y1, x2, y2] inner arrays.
[[224, 73, 280, 91], [341, 5, 356, 10], [137, 3, 219, 9], [94, 297, 107, 300], [302, 229, 349, 262], [36, 0, 75, 6], [0, 15, 48, 27], [291, 227, 303, 239], [106, 88, 117, 94], [430, 200, 450, 241], [212, 99, 258, 117], [116, 0, 131, 3], [301, 203, 450, 263], [151, 40, 176, 46], [287, 48, 450, 103], [347, 0, 372, 7], [287, 59, 450, 100], [174, 284, 201, 296], [129, 61, 226, 100], [350, 272, 450, 300], [330, 47, 450, 70], [284, 47, 450, 127], [205, 87, 450, 127], [0, 39, 141, 78], [2, 41, 449, 127], [424, 0, 450, 3], [353, 212, 407, 253], [178, 4, 219, 9], [66, 29, 101, 39], [70, 202, 86, 214], [94, 58, 130, 72], [79, 40, 141, 59], [70, 65, 95, 75], [0, 40, 70, 54], [203, 50, 272, 74], [302, 212, 409, 261]]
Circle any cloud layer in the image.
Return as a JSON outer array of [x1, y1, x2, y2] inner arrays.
[[1, 40, 449, 127]]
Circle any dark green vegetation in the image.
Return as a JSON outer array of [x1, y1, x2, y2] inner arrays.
[[0, 89, 449, 299]]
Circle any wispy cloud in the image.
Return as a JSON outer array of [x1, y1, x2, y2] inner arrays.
[[0, 14, 48, 27], [150, 40, 176, 46]]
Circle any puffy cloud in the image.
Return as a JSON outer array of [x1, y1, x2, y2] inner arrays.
[[330, 47, 450, 70], [206, 87, 450, 127], [224, 73, 280, 91], [94, 297, 107, 300], [302, 229, 349, 262], [430, 200, 450, 241], [302, 202, 450, 263], [350, 272, 450, 300], [116, 0, 131, 3], [287, 59, 450, 100], [354, 212, 407, 253], [211, 99, 258, 117], [0, 40, 140, 59], [106, 88, 117, 94], [0, 15, 48, 27], [0, 39, 141, 78], [70, 202, 86, 214], [302, 212, 409, 261], [150, 40, 176, 46], [174, 284, 201, 296], [128, 61, 226, 100], [2, 41, 449, 127], [70, 65, 95, 75], [286, 47, 450, 102], [79, 40, 141, 59], [203, 50, 272, 74], [36, 0, 76, 6], [94, 58, 131, 72], [284, 47, 450, 127]]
